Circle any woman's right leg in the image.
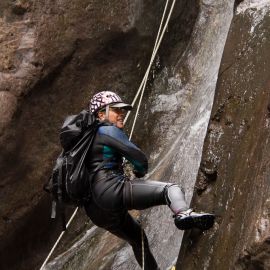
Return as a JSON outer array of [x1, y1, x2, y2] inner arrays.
[[124, 179, 188, 214], [124, 179, 215, 230]]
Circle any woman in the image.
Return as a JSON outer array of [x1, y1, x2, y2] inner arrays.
[[84, 91, 215, 269]]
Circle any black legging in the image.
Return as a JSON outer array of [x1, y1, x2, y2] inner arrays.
[[84, 169, 188, 269]]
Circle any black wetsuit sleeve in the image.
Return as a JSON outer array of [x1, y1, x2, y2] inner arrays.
[[98, 125, 148, 176]]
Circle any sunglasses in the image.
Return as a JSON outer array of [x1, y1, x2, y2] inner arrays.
[[110, 107, 128, 114]]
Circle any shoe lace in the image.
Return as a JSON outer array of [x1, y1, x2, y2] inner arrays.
[[173, 208, 193, 218]]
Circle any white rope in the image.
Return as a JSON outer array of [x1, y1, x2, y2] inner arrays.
[[141, 227, 145, 270], [40, 1, 176, 269], [125, 0, 176, 139], [124, 0, 170, 127], [125, 1, 176, 270], [39, 207, 79, 270]]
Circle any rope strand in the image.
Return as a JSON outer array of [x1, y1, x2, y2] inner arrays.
[[39, 208, 79, 270], [141, 227, 145, 270], [127, 0, 176, 139]]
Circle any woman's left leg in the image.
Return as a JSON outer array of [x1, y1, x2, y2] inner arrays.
[[84, 199, 159, 269], [108, 212, 159, 270]]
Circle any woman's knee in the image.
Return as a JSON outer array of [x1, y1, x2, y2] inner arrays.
[[164, 184, 188, 213], [164, 184, 184, 202]]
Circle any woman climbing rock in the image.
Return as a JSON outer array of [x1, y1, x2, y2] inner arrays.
[[84, 91, 215, 269]]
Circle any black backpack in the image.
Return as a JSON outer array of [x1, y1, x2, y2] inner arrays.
[[44, 110, 99, 229]]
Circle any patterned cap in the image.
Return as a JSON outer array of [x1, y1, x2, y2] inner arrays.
[[89, 91, 132, 113]]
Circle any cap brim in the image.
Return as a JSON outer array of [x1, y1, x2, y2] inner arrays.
[[110, 102, 132, 111]]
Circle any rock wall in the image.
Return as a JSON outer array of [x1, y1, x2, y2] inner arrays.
[[1, 0, 204, 269], [41, 0, 235, 268], [177, 1, 270, 269], [0, 1, 165, 269], [111, 1, 234, 269], [2, 0, 269, 269]]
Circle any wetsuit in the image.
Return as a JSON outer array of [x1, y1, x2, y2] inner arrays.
[[84, 123, 188, 269]]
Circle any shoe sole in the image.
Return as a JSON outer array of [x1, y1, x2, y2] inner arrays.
[[175, 216, 194, 230], [193, 214, 215, 230], [175, 214, 215, 231]]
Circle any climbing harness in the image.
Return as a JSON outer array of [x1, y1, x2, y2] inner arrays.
[[40, 0, 176, 269]]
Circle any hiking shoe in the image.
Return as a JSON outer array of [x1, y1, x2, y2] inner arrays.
[[174, 209, 215, 230]]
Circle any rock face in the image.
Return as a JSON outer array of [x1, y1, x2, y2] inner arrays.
[[41, 0, 234, 269], [1, 0, 269, 270], [0, 1, 165, 269], [110, 1, 234, 269], [177, 1, 270, 269]]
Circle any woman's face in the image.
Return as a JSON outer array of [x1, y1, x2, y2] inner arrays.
[[98, 107, 127, 129]]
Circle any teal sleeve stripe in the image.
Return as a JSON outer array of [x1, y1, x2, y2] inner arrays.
[[103, 145, 115, 159]]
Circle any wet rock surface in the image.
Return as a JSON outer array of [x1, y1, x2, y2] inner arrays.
[[111, 1, 234, 269], [1, 0, 269, 270], [177, 1, 270, 269]]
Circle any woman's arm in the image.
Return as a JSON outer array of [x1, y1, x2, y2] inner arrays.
[[98, 125, 148, 176]]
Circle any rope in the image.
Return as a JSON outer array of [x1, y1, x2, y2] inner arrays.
[[125, 0, 176, 139], [125, 1, 176, 269], [141, 227, 145, 270], [124, 0, 170, 128], [39, 207, 78, 270], [40, 1, 176, 269]]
